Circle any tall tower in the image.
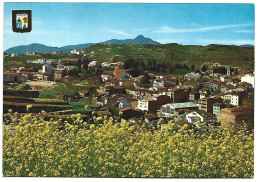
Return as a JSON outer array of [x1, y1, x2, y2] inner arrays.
[[227, 66, 231, 76]]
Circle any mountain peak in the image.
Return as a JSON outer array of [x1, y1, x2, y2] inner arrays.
[[135, 35, 145, 39], [103, 35, 160, 45]]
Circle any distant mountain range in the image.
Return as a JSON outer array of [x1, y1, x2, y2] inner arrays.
[[240, 44, 254, 48], [102, 35, 160, 45], [5, 35, 160, 54]]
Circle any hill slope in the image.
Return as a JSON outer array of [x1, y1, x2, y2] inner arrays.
[[83, 43, 254, 70]]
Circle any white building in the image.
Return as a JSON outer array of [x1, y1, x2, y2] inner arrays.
[[101, 75, 113, 82], [89, 61, 98, 67], [221, 93, 240, 106], [153, 79, 164, 87], [186, 111, 204, 123], [159, 102, 198, 117], [137, 98, 156, 111], [42, 64, 53, 73], [71, 49, 83, 55], [101, 62, 110, 68], [230, 94, 240, 106], [27, 59, 47, 64], [241, 74, 254, 88], [184, 72, 201, 80], [222, 93, 231, 101]]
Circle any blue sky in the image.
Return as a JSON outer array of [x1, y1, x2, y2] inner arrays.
[[4, 3, 255, 50]]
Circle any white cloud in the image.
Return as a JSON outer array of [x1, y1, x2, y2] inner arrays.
[[198, 39, 254, 45], [154, 24, 253, 33], [105, 29, 131, 36], [234, 30, 254, 33]]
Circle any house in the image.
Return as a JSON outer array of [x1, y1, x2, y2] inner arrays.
[[220, 75, 232, 82], [203, 82, 219, 91], [220, 86, 228, 93], [226, 84, 237, 92], [54, 70, 66, 82], [46, 59, 57, 64], [26, 51, 34, 55], [159, 102, 198, 117], [3, 73, 28, 83], [199, 88, 210, 99], [70, 49, 83, 55], [137, 95, 172, 114], [101, 62, 110, 68], [20, 72, 34, 81], [27, 59, 48, 64], [118, 98, 132, 109], [166, 88, 189, 103], [89, 61, 98, 67], [184, 110, 215, 124], [231, 92, 248, 106], [221, 92, 248, 106], [200, 97, 222, 114], [42, 64, 53, 73], [131, 101, 138, 110], [153, 79, 165, 87], [154, 86, 167, 92], [184, 72, 201, 81], [114, 69, 126, 80], [213, 103, 226, 116], [101, 75, 113, 82], [11, 53, 17, 57], [131, 89, 158, 99], [237, 82, 253, 92], [185, 111, 204, 123], [189, 92, 200, 101], [42, 72, 54, 82], [17, 74, 28, 83], [221, 93, 232, 103], [219, 107, 254, 129], [101, 95, 121, 105], [119, 80, 137, 88], [241, 74, 254, 88]]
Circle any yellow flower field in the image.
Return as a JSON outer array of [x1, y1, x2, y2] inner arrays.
[[3, 112, 254, 178]]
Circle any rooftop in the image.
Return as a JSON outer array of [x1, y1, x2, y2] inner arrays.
[[162, 102, 197, 109]]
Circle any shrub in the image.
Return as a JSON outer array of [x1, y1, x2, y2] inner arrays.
[[3, 113, 254, 177]]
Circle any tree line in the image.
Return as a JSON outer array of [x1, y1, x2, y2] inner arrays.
[[123, 58, 194, 77]]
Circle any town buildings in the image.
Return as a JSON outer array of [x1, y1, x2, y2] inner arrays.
[[3, 52, 254, 130]]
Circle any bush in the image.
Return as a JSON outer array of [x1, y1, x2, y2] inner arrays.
[[3, 114, 254, 177]]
